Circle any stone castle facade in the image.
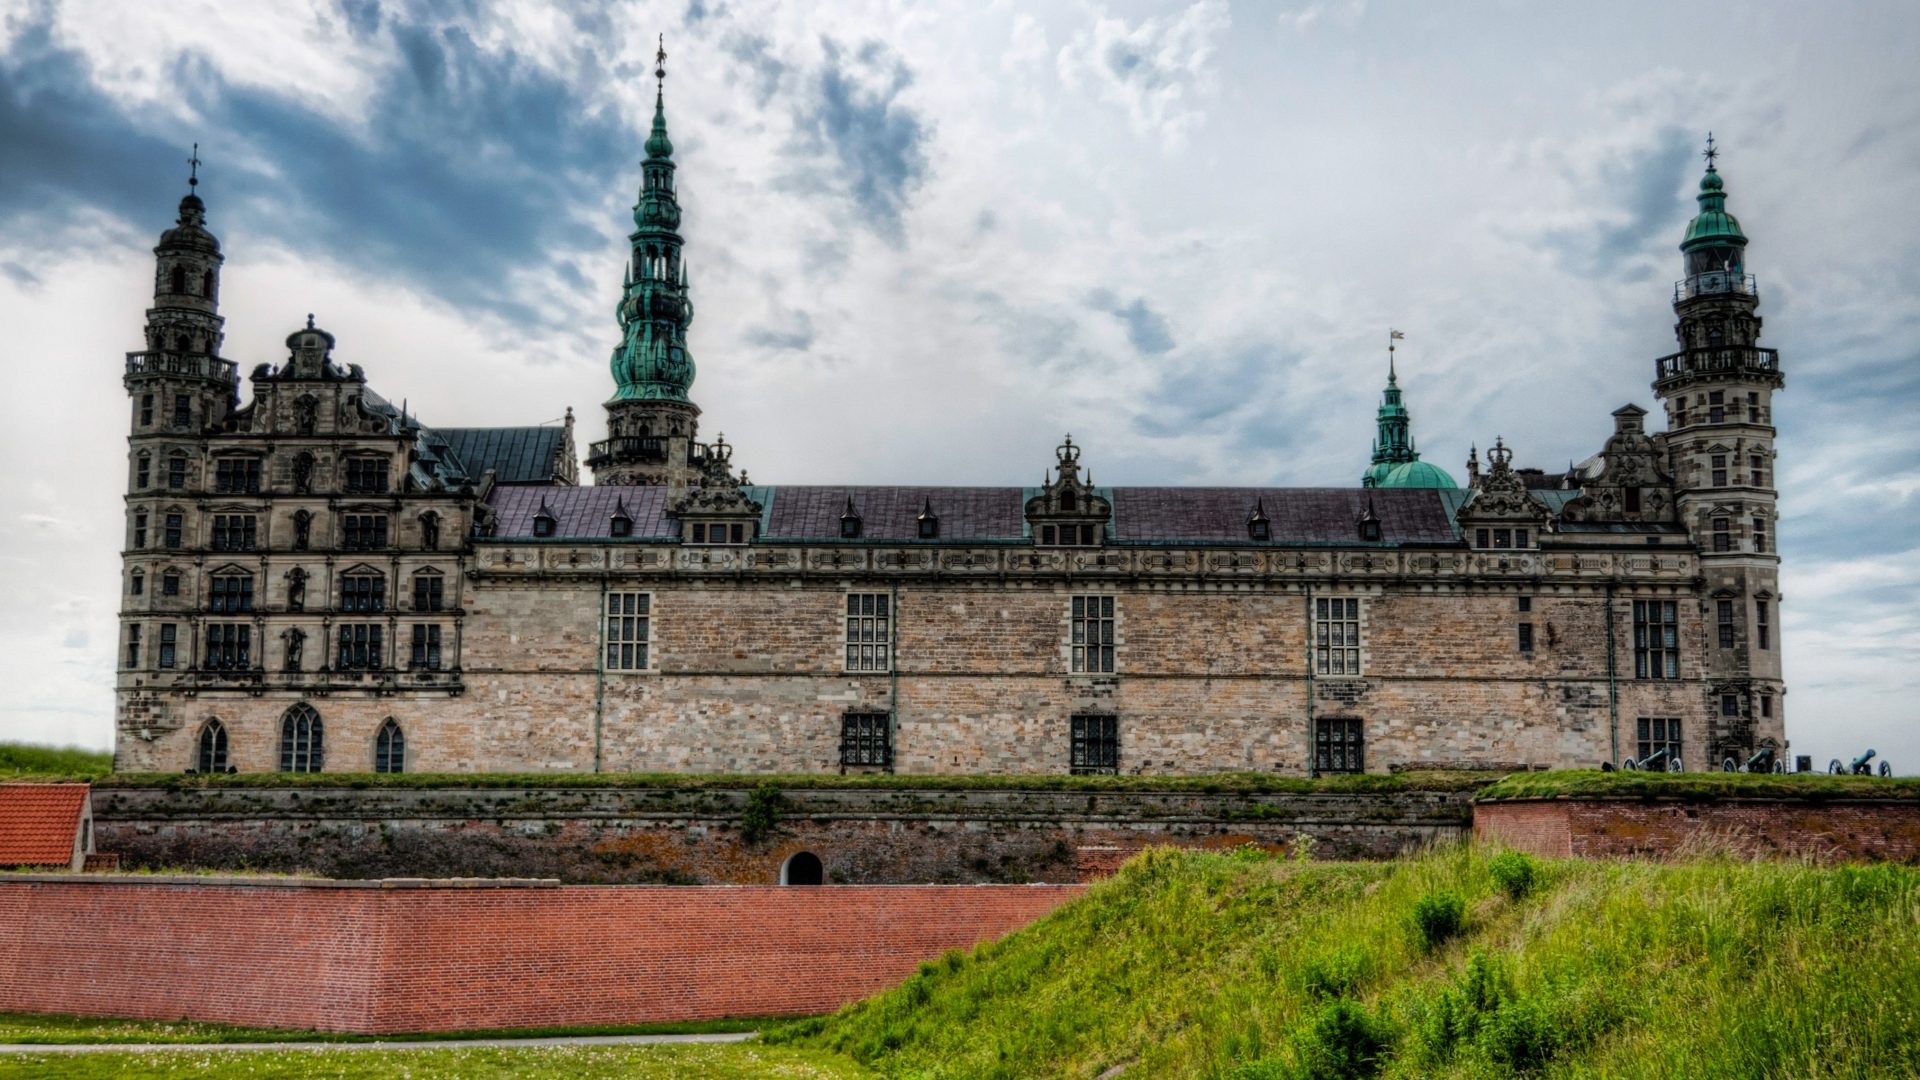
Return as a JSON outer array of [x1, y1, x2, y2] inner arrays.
[[113, 85, 1786, 777]]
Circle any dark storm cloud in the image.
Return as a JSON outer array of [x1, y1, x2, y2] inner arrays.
[[745, 309, 816, 350], [1546, 127, 1696, 281], [799, 38, 929, 239], [723, 32, 787, 106], [0, 6, 633, 330], [1086, 289, 1175, 354]]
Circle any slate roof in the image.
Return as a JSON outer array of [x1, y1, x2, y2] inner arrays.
[[0, 784, 86, 866], [436, 427, 570, 485], [485, 485, 1465, 544]]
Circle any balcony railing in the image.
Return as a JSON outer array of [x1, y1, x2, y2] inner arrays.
[[1654, 346, 1781, 382], [125, 351, 239, 385], [585, 436, 667, 465], [1674, 272, 1758, 302]]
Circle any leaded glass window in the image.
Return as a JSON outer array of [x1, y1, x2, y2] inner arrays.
[[605, 592, 650, 671], [1070, 714, 1119, 774], [1633, 600, 1679, 679], [279, 703, 323, 773], [1315, 717, 1364, 774], [1070, 595, 1115, 673], [845, 593, 890, 671], [840, 712, 890, 767], [1315, 597, 1361, 675]]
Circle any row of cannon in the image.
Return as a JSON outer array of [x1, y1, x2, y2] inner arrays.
[[1599, 747, 1893, 776]]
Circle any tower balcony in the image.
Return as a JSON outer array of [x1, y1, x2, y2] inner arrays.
[[585, 435, 667, 467], [1674, 272, 1757, 302], [1654, 346, 1781, 384], [125, 350, 239, 386]]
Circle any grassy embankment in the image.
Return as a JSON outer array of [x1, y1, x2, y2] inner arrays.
[[770, 845, 1920, 1079], [0, 742, 112, 781]]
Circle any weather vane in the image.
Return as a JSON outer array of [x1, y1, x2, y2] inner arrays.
[[188, 142, 200, 191], [1703, 131, 1718, 169], [655, 34, 667, 88]]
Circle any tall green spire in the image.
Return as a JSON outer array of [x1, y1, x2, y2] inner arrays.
[[608, 35, 695, 404], [1680, 133, 1748, 272], [1362, 331, 1457, 489]]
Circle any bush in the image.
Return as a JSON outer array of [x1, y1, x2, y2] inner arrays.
[[1294, 998, 1392, 1079], [739, 782, 785, 845], [1408, 890, 1467, 951], [1296, 945, 1372, 1001], [1488, 851, 1540, 900], [1476, 994, 1562, 1072]]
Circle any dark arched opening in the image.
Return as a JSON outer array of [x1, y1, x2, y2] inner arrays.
[[781, 851, 823, 886]]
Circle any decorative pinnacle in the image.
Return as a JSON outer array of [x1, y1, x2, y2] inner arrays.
[[306, 313, 315, 329], [1702, 132, 1718, 170], [187, 143, 201, 191]]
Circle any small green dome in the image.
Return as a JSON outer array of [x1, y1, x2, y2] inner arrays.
[[1374, 460, 1457, 489], [1681, 167, 1746, 253], [645, 93, 673, 160]]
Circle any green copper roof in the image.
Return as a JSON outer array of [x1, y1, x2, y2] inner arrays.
[[1371, 460, 1458, 490], [644, 90, 674, 160], [1681, 165, 1747, 253]]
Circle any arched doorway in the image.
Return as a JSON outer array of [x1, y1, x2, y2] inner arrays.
[[780, 851, 823, 886]]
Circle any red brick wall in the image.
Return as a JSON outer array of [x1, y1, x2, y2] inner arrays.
[[1475, 799, 1920, 862], [0, 878, 1081, 1033]]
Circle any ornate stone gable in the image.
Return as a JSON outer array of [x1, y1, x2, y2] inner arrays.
[[1457, 439, 1550, 526], [1560, 405, 1677, 523]]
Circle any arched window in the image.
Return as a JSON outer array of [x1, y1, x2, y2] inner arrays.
[[279, 703, 323, 773], [374, 718, 405, 774], [200, 269, 215, 299], [781, 851, 823, 886], [169, 265, 186, 294], [196, 719, 229, 773]]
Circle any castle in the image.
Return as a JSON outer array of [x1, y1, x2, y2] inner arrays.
[[112, 58, 1786, 777]]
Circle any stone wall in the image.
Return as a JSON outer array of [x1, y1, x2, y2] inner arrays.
[[118, 570, 1765, 778], [92, 784, 1476, 884], [0, 876, 1078, 1032], [1474, 798, 1920, 862]]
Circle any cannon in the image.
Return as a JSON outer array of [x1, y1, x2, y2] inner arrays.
[[1623, 747, 1683, 772], [1829, 749, 1892, 777], [1722, 747, 1784, 774]]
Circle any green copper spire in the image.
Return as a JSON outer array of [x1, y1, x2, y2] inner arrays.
[[1681, 133, 1747, 263], [608, 35, 695, 405], [1362, 331, 1457, 489]]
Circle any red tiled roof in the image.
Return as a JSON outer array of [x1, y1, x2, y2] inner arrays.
[[0, 784, 87, 866]]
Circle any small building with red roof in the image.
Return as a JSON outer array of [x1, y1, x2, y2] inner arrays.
[[0, 784, 94, 872]]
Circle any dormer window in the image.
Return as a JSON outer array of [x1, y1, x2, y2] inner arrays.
[[917, 500, 939, 540], [532, 513, 556, 538], [611, 515, 633, 538], [1040, 524, 1099, 546], [689, 522, 747, 545], [840, 497, 862, 539], [1357, 501, 1382, 542], [1059, 488, 1077, 512], [1248, 499, 1271, 542]]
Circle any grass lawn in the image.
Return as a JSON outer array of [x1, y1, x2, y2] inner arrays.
[[0, 1013, 768, 1045], [1477, 768, 1920, 802], [0, 742, 112, 781], [0, 1043, 872, 1078]]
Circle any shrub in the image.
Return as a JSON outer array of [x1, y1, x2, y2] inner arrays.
[[1294, 998, 1392, 1079], [1488, 851, 1540, 900], [1408, 890, 1467, 951], [739, 782, 785, 845], [1297, 944, 1372, 1001], [1476, 994, 1562, 1072]]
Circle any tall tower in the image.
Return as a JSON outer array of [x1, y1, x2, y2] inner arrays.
[[119, 152, 241, 756], [1653, 136, 1786, 760], [1362, 334, 1456, 489], [587, 38, 706, 488]]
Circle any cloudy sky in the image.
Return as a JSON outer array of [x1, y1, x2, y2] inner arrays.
[[1, 0, 1916, 769]]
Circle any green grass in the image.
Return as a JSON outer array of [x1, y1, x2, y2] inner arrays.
[[0, 1013, 771, 1045], [93, 768, 1494, 794], [0, 742, 112, 781], [1478, 768, 1920, 803], [771, 846, 1920, 1078], [0, 1042, 871, 1078]]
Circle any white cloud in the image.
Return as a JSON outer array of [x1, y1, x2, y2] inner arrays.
[[1055, 0, 1229, 145]]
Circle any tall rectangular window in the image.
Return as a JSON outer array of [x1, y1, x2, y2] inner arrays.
[[214, 459, 261, 494], [1315, 597, 1362, 675], [336, 624, 384, 670], [173, 394, 191, 428], [135, 455, 150, 489], [167, 456, 187, 490], [604, 592, 650, 671], [1752, 517, 1767, 553], [413, 575, 445, 612], [203, 624, 251, 671], [1070, 595, 1115, 673], [1760, 695, 1773, 718], [125, 624, 141, 668], [1070, 713, 1119, 774], [211, 515, 257, 551], [845, 593, 890, 672], [1756, 599, 1770, 650], [344, 457, 389, 493], [409, 624, 442, 670], [139, 394, 154, 427], [163, 513, 183, 549], [158, 623, 177, 669], [133, 513, 148, 549], [1712, 518, 1731, 552], [1721, 693, 1741, 718], [1717, 600, 1736, 649], [1315, 717, 1364, 774], [1517, 623, 1534, 653], [344, 515, 389, 550], [1637, 717, 1683, 766], [1711, 454, 1727, 487], [840, 712, 891, 767], [1750, 455, 1766, 487], [1632, 600, 1679, 679], [161, 572, 180, 597]]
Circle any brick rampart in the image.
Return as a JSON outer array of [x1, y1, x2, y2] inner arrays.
[[93, 785, 1475, 884], [1474, 798, 1920, 862], [0, 876, 1081, 1033]]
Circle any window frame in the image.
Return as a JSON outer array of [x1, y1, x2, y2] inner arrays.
[[335, 623, 385, 671], [1314, 716, 1365, 775], [1070, 594, 1116, 674], [211, 514, 257, 552], [342, 456, 390, 494], [1636, 716, 1683, 767], [279, 703, 324, 773], [1632, 600, 1680, 680], [409, 624, 442, 670], [343, 514, 390, 551], [340, 572, 387, 613], [1314, 596, 1362, 676], [604, 591, 652, 672], [1069, 713, 1119, 775], [203, 623, 252, 671], [209, 572, 254, 614], [839, 712, 891, 767], [844, 592, 891, 672], [196, 719, 228, 774], [374, 718, 406, 774], [412, 572, 445, 612]]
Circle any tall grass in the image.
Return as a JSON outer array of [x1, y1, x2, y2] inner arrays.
[[774, 846, 1920, 1079], [0, 741, 112, 779]]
